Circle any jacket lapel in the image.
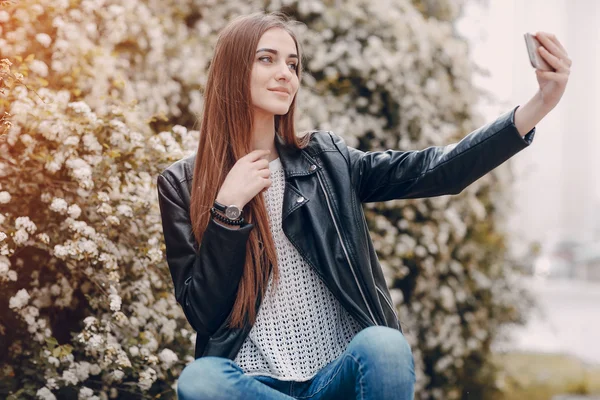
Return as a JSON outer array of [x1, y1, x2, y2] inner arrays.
[[274, 134, 319, 221]]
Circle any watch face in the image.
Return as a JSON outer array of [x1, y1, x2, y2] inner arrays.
[[225, 206, 241, 219]]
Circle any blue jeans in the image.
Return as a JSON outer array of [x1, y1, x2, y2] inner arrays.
[[177, 326, 415, 399]]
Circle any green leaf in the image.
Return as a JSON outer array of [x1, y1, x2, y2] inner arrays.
[[45, 337, 59, 349]]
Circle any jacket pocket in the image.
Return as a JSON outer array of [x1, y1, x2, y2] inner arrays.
[[181, 276, 202, 329]]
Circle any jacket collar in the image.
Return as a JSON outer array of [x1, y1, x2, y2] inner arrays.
[[274, 133, 320, 178]]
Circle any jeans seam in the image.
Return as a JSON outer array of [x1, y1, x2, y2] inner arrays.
[[347, 353, 364, 400], [294, 354, 351, 399]]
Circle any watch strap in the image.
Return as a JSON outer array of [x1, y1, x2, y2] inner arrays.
[[213, 200, 227, 212]]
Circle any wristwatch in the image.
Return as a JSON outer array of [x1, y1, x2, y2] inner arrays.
[[213, 200, 243, 220]]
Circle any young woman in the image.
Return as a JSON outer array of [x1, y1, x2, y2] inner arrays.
[[157, 12, 571, 400]]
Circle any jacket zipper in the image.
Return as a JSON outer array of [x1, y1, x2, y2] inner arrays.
[[376, 286, 395, 314], [315, 171, 379, 326], [356, 197, 401, 331], [376, 286, 401, 330]]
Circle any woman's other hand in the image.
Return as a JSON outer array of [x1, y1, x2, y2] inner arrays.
[[534, 31, 572, 112], [514, 32, 572, 136]]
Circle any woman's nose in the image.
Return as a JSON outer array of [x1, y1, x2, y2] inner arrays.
[[276, 63, 292, 81]]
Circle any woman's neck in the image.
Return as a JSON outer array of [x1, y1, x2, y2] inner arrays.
[[251, 115, 279, 162]]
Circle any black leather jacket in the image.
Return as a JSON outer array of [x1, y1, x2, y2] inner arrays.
[[157, 106, 534, 359]]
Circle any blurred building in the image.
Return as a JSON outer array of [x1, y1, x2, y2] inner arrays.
[[573, 242, 600, 280]]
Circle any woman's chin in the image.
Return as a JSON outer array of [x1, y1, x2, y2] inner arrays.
[[273, 107, 291, 116], [254, 104, 292, 117]]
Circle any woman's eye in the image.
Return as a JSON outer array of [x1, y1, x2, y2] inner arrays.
[[258, 56, 297, 71]]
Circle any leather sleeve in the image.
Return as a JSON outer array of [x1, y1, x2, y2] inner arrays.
[[333, 106, 535, 203], [157, 173, 253, 336]]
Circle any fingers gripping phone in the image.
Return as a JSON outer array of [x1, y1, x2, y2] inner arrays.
[[524, 32, 553, 71]]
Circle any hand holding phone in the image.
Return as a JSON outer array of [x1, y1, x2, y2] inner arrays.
[[524, 32, 553, 71]]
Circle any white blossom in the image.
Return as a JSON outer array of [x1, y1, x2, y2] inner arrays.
[[72, 362, 91, 381], [171, 124, 187, 137], [116, 205, 133, 218], [8, 270, 17, 281], [97, 192, 110, 202], [109, 293, 121, 311], [138, 367, 157, 391], [97, 203, 113, 214], [129, 346, 139, 357], [35, 33, 52, 48], [83, 316, 97, 328], [37, 233, 50, 244], [106, 216, 120, 226], [0, 191, 11, 204], [29, 60, 49, 77], [78, 239, 99, 257], [439, 285, 456, 311], [53, 244, 70, 258], [15, 216, 37, 234], [68, 101, 92, 114], [62, 370, 79, 385], [115, 352, 131, 368], [46, 161, 62, 173], [36, 387, 57, 400], [78, 387, 94, 400], [88, 334, 103, 349], [147, 248, 162, 263], [147, 355, 158, 365], [13, 229, 29, 245], [111, 369, 125, 381], [9, 289, 30, 309], [158, 348, 178, 368], [49, 198, 69, 214], [0, 258, 9, 275], [64, 136, 80, 146], [46, 378, 58, 390], [65, 158, 93, 187], [89, 364, 101, 375]]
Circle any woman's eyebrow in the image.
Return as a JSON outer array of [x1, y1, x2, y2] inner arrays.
[[256, 48, 298, 59]]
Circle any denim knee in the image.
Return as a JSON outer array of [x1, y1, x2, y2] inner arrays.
[[348, 326, 415, 399], [177, 356, 240, 400], [349, 326, 414, 370]]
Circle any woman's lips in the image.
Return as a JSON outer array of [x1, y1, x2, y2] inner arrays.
[[269, 90, 290, 98], [269, 89, 289, 96]]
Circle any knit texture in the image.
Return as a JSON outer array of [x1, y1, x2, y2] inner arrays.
[[233, 157, 363, 381]]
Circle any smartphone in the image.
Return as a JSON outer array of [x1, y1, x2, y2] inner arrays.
[[524, 32, 553, 71]]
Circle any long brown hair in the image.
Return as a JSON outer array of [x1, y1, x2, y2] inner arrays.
[[190, 12, 310, 329]]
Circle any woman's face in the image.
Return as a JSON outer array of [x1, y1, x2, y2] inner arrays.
[[250, 28, 300, 119]]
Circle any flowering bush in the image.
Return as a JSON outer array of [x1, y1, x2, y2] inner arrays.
[[0, 0, 530, 399]]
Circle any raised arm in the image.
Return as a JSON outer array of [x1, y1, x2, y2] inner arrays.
[[335, 106, 534, 203], [338, 31, 570, 204]]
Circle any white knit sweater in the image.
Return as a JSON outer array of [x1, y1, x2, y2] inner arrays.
[[233, 157, 363, 381]]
